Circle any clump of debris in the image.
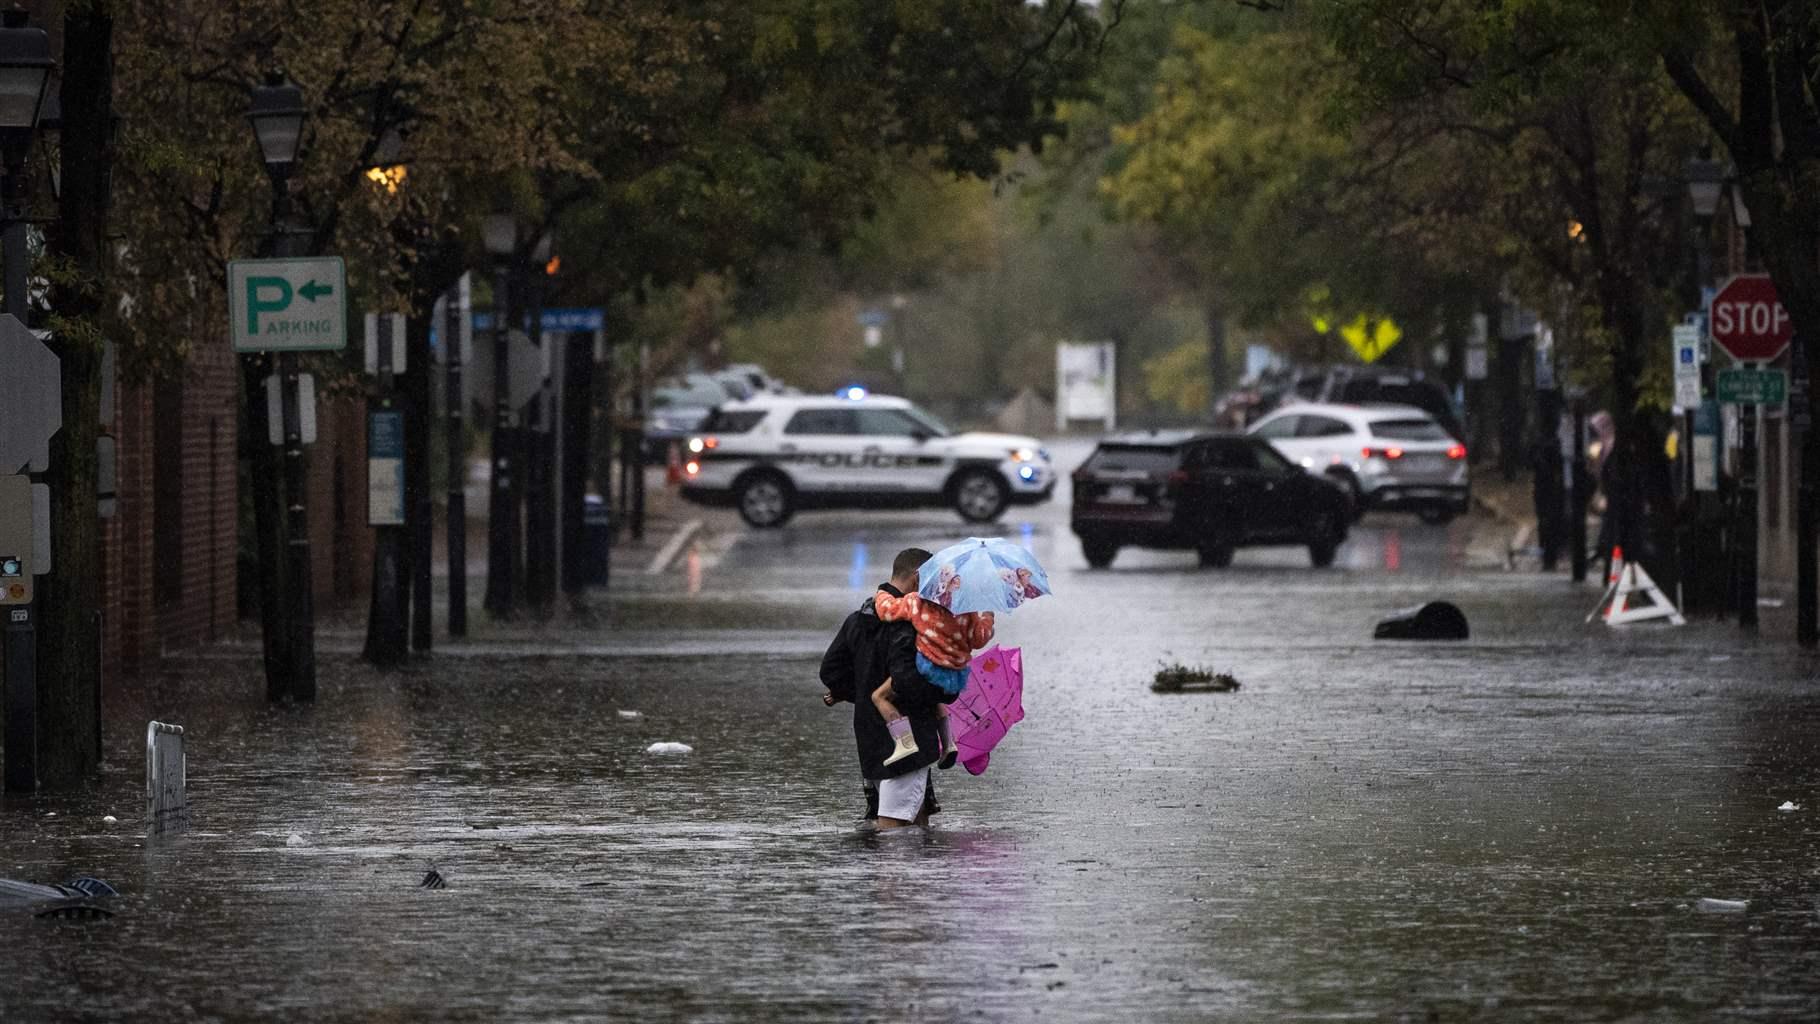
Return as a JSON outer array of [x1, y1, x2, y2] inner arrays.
[[1150, 663, 1241, 694]]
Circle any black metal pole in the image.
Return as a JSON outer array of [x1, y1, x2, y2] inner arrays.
[[1570, 401, 1589, 584], [1800, 419, 1817, 645], [632, 342, 646, 540], [1, 156, 34, 790], [280, 348, 316, 698], [1738, 372, 1759, 631], [484, 261, 516, 619], [524, 279, 554, 614], [408, 315, 433, 654], [363, 316, 406, 667], [445, 282, 467, 636]]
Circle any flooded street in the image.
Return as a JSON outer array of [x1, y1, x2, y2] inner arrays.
[[4, 476, 1819, 1022]]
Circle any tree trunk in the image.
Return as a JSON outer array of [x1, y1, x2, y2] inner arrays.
[[34, 4, 114, 786], [1204, 300, 1229, 422]]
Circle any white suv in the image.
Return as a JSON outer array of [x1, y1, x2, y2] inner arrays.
[[1248, 402, 1469, 523], [679, 393, 1055, 527]]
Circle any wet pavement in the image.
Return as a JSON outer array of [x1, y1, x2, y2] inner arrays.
[[4, 451, 1819, 1021]]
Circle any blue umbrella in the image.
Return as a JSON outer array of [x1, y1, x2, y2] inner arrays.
[[918, 537, 1052, 615]]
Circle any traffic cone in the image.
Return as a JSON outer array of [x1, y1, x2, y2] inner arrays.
[[665, 442, 683, 486], [1606, 545, 1624, 586]]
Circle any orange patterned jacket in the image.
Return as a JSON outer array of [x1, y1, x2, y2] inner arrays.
[[873, 590, 995, 670]]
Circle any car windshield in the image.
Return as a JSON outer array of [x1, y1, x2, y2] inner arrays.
[[900, 404, 952, 437], [1083, 444, 1180, 474], [1370, 418, 1451, 442]]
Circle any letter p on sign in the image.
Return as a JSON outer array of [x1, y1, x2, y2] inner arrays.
[[245, 277, 292, 334]]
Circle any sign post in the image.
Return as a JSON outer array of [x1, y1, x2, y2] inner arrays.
[[0, 314, 60, 793], [363, 313, 407, 667], [229, 256, 345, 698], [1709, 274, 1791, 632]]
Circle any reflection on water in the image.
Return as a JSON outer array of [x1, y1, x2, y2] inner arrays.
[[2, 514, 1816, 1021]]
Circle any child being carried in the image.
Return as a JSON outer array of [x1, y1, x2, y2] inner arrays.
[[872, 585, 995, 768]]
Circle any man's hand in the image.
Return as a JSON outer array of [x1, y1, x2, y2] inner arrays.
[[821, 691, 836, 706]]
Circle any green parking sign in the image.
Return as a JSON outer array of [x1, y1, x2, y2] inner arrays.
[[228, 257, 348, 352]]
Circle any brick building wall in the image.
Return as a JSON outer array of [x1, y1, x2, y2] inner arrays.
[[101, 350, 372, 678]]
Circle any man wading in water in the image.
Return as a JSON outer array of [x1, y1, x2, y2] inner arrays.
[[820, 547, 955, 829]]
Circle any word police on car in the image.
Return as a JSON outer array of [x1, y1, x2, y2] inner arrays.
[[679, 390, 1054, 527]]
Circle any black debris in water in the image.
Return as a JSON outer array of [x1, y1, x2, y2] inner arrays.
[[1151, 664, 1241, 694], [1373, 600, 1469, 640]]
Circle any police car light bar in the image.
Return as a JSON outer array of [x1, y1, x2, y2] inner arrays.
[[839, 385, 868, 400]]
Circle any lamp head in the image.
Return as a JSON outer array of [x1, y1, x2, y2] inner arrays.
[[248, 71, 307, 175]]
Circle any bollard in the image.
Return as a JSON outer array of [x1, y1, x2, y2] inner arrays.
[[145, 721, 188, 833]]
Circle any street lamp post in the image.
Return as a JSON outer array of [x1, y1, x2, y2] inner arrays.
[[482, 212, 518, 619], [248, 72, 316, 700], [0, 4, 54, 794]]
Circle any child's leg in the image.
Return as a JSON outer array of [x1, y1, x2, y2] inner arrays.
[[934, 704, 958, 770], [874, 678, 920, 766], [871, 679, 902, 721]]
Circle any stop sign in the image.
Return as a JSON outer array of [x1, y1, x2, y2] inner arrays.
[[1710, 274, 1793, 363]]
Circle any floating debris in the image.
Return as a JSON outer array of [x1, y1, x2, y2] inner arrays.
[[1778, 801, 1800, 812], [285, 833, 309, 848], [1696, 897, 1747, 913], [646, 742, 693, 755], [1151, 664, 1240, 694], [419, 864, 446, 890], [102, 815, 117, 825], [618, 710, 644, 720]]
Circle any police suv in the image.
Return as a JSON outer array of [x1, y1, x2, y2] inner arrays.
[[679, 391, 1055, 527]]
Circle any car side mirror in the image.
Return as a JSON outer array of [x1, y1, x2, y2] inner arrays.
[[909, 429, 931, 443]]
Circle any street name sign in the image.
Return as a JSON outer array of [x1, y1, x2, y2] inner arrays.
[[228, 257, 348, 353], [0, 314, 61, 474], [1710, 274, 1792, 363], [1716, 367, 1787, 405]]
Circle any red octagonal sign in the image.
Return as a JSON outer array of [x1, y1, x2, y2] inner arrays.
[[1710, 274, 1792, 363]]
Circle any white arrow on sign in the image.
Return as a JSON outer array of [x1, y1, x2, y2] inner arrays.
[[0, 314, 61, 474]]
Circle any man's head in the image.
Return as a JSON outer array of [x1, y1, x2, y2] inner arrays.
[[891, 548, 931, 593]]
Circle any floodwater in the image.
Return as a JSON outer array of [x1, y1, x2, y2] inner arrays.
[[4, 487, 1819, 1021]]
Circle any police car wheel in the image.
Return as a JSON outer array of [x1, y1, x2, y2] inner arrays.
[[736, 472, 794, 528], [952, 469, 1008, 523]]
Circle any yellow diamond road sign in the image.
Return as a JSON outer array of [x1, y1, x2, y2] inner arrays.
[[1340, 315, 1402, 364]]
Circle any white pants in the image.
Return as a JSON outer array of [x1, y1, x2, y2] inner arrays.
[[876, 767, 929, 822]]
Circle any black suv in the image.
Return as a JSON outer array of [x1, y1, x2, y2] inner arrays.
[[1070, 432, 1352, 569]]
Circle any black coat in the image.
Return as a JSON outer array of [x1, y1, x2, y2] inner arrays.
[[819, 582, 955, 781]]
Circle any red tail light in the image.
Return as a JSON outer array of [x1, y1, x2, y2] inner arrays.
[[1447, 444, 1466, 460], [1363, 447, 1404, 460], [1166, 470, 1189, 485]]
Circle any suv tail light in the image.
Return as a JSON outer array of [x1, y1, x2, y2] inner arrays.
[[1446, 444, 1466, 459], [1361, 447, 1404, 460]]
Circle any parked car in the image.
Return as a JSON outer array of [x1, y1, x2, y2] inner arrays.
[[1247, 401, 1468, 523], [680, 392, 1054, 527], [1286, 366, 1464, 441], [645, 373, 738, 461], [1070, 431, 1351, 569]]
